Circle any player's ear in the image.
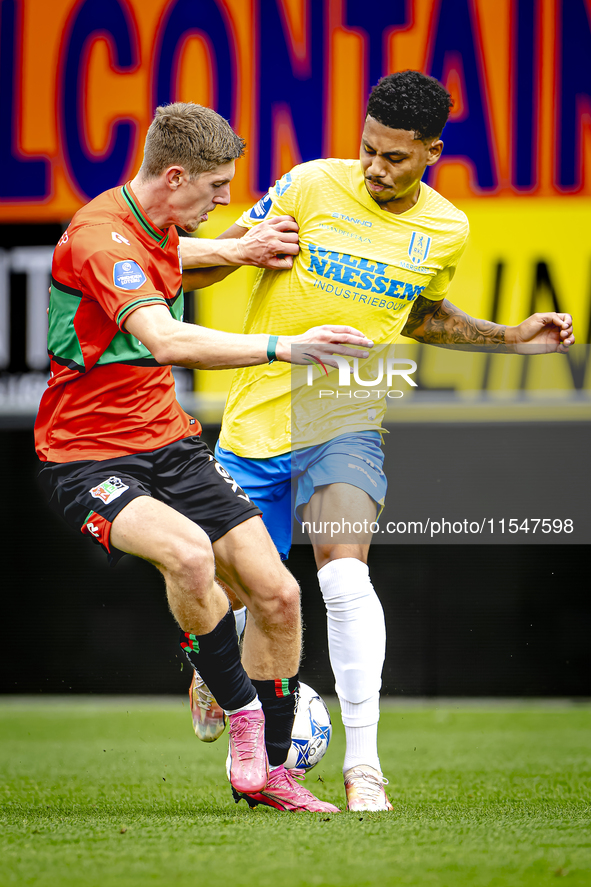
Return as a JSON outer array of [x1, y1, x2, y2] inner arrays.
[[164, 166, 184, 189], [426, 139, 444, 167]]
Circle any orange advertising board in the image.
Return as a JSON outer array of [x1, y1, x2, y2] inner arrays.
[[2, 0, 591, 222]]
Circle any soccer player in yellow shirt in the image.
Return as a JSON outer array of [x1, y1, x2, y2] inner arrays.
[[182, 71, 574, 811]]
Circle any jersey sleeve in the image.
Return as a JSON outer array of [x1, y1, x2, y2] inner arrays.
[[73, 227, 169, 330], [237, 165, 304, 229], [419, 223, 470, 302]]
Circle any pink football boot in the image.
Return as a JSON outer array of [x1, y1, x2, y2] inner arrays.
[[226, 708, 269, 794], [233, 765, 340, 812]]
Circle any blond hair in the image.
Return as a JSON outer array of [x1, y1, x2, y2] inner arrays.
[[139, 102, 245, 179]]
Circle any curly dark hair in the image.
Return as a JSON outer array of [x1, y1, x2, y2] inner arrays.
[[366, 70, 452, 141]]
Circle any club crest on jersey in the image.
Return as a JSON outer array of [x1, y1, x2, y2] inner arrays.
[[113, 260, 147, 289], [408, 232, 432, 265], [89, 476, 129, 504]]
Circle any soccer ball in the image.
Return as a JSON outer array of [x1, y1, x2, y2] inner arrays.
[[285, 682, 332, 771]]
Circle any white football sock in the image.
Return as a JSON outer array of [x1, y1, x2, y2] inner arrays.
[[340, 700, 381, 773], [223, 696, 262, 716], [342, 727, 380, 773], [317, 558, 385, 774]]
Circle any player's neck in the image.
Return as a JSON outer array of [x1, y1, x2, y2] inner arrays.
[[128, 175, 171, 230]]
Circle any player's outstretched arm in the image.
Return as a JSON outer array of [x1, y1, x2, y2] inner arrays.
[[402, 295, 574, 353], [181, 216, 299, 290], [124, 304, 372, 370], [275, 325, 374, 368]]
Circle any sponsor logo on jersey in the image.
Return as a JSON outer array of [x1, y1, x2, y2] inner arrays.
[[112, 231, 130, 245], [89, 476, 129, 504], [408, 231, 432, 265], [320, 221, 372, 243], [113, 260, 147, 289], [331, 212, 372, 228], [306, 243, 425, 302], [397, 260, 435, 274]]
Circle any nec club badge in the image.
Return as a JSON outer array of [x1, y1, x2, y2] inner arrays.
[[113, 260, 147, 289], [89, 476, 129, 504], [408, 232, 432, 265]]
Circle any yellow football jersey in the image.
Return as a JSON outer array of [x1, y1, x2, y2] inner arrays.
[[219, 158, 469, 457]]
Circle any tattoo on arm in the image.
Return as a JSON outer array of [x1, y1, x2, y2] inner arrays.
[[402, 296, 507, 350]]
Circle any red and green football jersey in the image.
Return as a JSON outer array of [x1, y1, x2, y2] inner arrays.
[[35, 183, 200, 462]]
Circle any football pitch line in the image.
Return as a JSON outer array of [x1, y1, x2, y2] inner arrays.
[[1, 699, 590, 887]]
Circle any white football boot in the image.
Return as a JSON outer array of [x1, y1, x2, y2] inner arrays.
[[344, 765, 393, 811], [189, 671, 227, 742]]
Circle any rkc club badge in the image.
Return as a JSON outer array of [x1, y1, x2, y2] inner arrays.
[[408, 231, 432, 265]]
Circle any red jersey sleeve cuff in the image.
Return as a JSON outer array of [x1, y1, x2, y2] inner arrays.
[[116, 295, 169, 331]]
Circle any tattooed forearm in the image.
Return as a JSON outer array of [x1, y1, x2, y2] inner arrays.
[[402, 296, 509, 351]]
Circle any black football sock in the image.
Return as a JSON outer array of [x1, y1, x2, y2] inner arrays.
[[180, 605, 256, 712], [251, 675, 299, 767]]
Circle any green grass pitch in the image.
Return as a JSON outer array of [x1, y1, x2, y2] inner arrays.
[[1, 699, 590, 887]]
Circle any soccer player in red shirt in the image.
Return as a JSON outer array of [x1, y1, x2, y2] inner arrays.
[[35, 103, 372, 812]]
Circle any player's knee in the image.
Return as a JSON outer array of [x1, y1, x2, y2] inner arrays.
[[256, 572, 300, 628], [277, 574, 301, 622], [314, 545, 367, 570], [160, 534, 215, 593], [313, 544, 333, 567]]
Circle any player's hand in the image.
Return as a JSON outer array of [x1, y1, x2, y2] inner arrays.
[[509, 312, 575, 353], [276, 325, 374, 367], [235, 216, 299, 269]]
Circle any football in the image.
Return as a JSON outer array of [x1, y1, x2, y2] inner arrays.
[[285, 682, 332, 771]]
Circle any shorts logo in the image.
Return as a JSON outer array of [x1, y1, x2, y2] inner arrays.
[[89, 476, 129, 504], [208, 455, 252, 503], [113, 260, 147, 289], [347, 462, 378, 488], [408, 232, 432, 265]]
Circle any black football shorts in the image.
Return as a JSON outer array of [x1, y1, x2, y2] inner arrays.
[[38, 436, 262, 565]]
